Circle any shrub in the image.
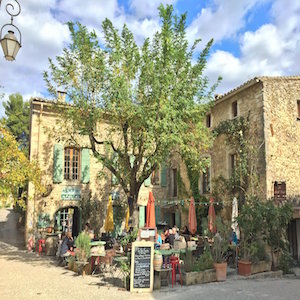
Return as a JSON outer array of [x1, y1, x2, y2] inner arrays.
[[75, 232, 91, 262]]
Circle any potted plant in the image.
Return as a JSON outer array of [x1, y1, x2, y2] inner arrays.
[[236, 198, 264, 276], [120, 228, 138, 253], [210, 217, 230, 281], [75, 232, 91, 276]]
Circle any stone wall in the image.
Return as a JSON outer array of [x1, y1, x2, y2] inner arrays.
[[210, 81, 266, 202], [262, 77, 300, 200]]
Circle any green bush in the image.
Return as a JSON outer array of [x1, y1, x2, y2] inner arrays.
[[250, 240, 268, 263], [192, 247, 214, 271], [278, 250, 293, 274], [75, 232, 91, 262]]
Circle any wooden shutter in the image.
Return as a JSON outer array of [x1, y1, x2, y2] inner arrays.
[[155, 206, 161, 225], [81, 148, 90, 183], [160, 162, 167, 187], [53, 144, 63, 183], [175, 211, 181, 228], [139, 206, 145, 228]]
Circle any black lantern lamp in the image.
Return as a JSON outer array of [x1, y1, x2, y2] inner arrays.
[[0, 1, 22, 61]]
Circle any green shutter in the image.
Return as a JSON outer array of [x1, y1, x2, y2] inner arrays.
[[155, 206, 161, 225], [175, 211, 181, 228], [139, 206, 145, 228], [160, 162, 167, 187], [81, 148, 90, 183], [53, 144, 63, 183]]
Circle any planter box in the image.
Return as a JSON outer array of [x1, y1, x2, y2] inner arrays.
[[182, 269, 216, 286], [251, 261, 271, 275]]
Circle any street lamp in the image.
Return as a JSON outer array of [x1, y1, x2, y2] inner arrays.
[[0, 0, 21, 61]]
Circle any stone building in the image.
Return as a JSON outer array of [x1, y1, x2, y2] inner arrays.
[[26, 97, 185, 243], [202, 76, 300, 261]]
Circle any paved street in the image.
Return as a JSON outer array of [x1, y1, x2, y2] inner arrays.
[[0, 208, 299, 300]]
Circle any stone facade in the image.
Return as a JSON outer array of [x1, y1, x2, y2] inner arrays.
[[208, 76, 300, 261], [26, 98, 178, 243]]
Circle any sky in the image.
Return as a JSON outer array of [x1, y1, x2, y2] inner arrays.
[[0, 0, 299, 117]]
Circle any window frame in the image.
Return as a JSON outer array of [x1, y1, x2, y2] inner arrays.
[[232, 101, 238, 118], [202, 166, 211, 194], [64, 147, 80, 181]]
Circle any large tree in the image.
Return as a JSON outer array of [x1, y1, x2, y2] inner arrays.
[[3, 93, 30, 154], [44, 5, 220, 223], [0, 125, 42, 208]]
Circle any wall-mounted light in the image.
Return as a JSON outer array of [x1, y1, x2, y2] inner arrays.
[[0, 0, 21, 61]]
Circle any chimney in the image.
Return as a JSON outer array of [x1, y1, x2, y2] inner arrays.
[[57, 90, 66, 102]]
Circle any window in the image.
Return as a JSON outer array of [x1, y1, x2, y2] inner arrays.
[[64, 148, 80, 180], [202, 166, 211, 193], [151, 168, 160, 185], [206, 114, 211, 128], [229, 154, 237, 176], [232, 101, 238, 118], [297, 100, 300, 119]]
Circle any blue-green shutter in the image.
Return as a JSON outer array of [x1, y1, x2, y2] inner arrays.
[[175, 211, 181, 228], [160, 162, 167, 187], [81, 148, 90, 183], [53, 144, 63, 183], [139, 206, 145, 228], [155, 206, 161, 225]]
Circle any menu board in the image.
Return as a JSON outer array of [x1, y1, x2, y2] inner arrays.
[[130, 241, 154, 293]]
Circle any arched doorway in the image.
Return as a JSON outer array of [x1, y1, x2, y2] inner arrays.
[[54, 206, 81, 237]]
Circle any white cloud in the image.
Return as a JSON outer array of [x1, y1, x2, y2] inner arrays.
[[205, 0, 300, 94]]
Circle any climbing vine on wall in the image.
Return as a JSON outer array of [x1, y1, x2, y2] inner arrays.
[[213, 115, 261, 204]]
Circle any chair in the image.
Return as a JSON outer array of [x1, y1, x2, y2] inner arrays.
[[38, 239, 46, 255], [170, 255, 182, 288]]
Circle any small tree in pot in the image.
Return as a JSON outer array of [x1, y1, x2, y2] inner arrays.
[[203, 216, 230, 281], [75, 232, 91, 276]]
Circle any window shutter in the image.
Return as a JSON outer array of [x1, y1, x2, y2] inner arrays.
[[139, 206, 145, 228], [160, 162, 167, 187], [155, 206, 161, 225], [53, 144, 63, 183], [81, 148, 90, 183], [175, 211, 181, 228]]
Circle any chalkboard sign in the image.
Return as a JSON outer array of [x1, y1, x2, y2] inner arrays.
[[130, 241, 154, 293]]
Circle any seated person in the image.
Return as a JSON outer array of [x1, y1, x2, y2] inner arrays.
[[155, 232, 162, 249], [84, 222, 95, 240], [181, 225, 190, 235], [161, 227, 169, 243], [173, 226, 180, 240], [165, 228, 175, 247], [60, 231, 75, 257]]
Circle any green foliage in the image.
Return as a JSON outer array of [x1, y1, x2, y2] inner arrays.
[[44, 4, 220, 221], [250, 240, 268, 264], [278, 250, 293, 274], [193, 247, 214, 271], [0, 125, 44, 207], [2, 93, 30, 155], [75, 232, 91, 262], [182, 248, 194, 272], [209, 217, 230, 263], [120, 228, 138, 246]]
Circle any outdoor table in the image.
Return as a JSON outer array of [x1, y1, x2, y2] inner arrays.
[[90, 241, 106, 275]]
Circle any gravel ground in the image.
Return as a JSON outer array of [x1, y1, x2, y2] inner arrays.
[[0, 242, 154, 300]]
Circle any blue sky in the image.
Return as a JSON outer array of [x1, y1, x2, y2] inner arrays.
[[0, 0, 299, 117]]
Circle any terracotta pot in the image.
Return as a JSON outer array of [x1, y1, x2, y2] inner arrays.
[[153, 253, 163, 270], [214, 262, 227, 281], [47, 227, 53, 233], [238, 260, 252, 276]]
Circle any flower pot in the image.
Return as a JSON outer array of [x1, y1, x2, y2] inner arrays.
[[213, 262, 227, 281], [153, 253, 163, 271], [238, 260, 252, 276]]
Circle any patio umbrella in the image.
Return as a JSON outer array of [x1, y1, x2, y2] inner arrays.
[[231, 197, 240, 240], [104, 195, 114, 232], [208, 197, 216, 233], [124, 206, 130, 232], [146, 191, 156, 227], [188, 197, 197, 234]]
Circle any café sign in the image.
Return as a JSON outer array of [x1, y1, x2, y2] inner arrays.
[[61, 187, 81, 200]]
